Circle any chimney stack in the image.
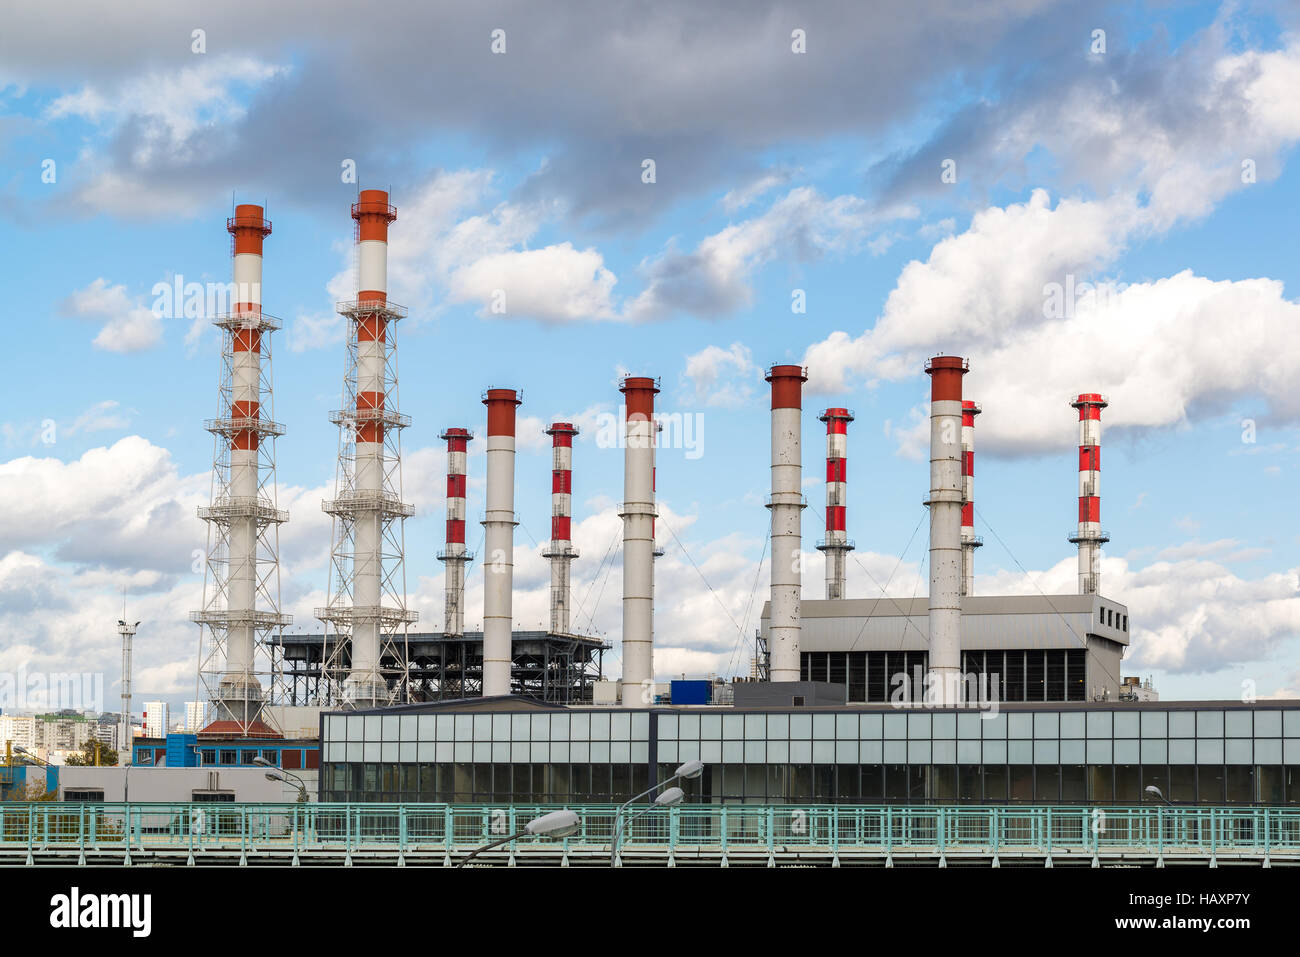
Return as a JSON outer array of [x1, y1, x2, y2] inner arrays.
[[960, 400, 983, 597], [619, 376, 659, 705], [1069, 393, 1109, 594], [481, 389, 522, 696], [438, 428, 473, 636], [543, 422, 580, 634], [924, 356, 968, 705], [816, 408, 854, 600], [766, 365, 807, 682]]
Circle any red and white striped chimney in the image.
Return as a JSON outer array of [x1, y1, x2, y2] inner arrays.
[[481, 389, 522, 696], [1069, 393, 1109, 594], [543, 422, 580, 634], [960, 400, 983, 597], [816, 408, 853, 600], [619, 376, 659, 705], [925, 356, 968, 705], [766, 365, 807, 683], [439, 427, 473, 636]]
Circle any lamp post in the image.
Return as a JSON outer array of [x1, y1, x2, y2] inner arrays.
[[457, 809, 581, 868], [123, 750, 154, 803], [1145, 784, 1174, 806], [254, 755, 308, 802], [610, 759, 703, 866]]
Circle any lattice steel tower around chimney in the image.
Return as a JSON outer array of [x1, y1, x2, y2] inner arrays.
[[192, 204, 291, 735], [316, 190, 416, 708]]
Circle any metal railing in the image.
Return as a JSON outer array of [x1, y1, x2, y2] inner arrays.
[[2, 803, 1299, 865]]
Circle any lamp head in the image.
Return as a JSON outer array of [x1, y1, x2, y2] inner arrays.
[[655, 786, 685, 806], [674, 759, 704, 780], [525, 809, 581, 838]]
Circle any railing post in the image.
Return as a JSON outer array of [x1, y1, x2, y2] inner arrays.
[[399, 804, 408, 854]]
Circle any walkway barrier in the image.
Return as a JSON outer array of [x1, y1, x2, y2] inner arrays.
[[1, 803, 1297, 866]]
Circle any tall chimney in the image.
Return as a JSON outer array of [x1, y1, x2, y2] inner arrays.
[[194, 202, 289, 731], [960, 400, 983, 597], [543, 422, 580, 634], [481, 389, 522, 697], [1069, 393, 1109, 594], [816, 407, 854, 600], [438, 427, 473, 636], [619, 376, 659, 705], [766, 365, 807, 683], [319, 189, 416, 708], [924, 356, 968, 705]]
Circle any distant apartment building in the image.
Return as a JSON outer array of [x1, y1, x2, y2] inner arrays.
[[0, 713, 36, 751], [92, 714, 120, 751], [143, 701, 169, 739], [184, 701, 204, 733], [35, 711, 92, 753]]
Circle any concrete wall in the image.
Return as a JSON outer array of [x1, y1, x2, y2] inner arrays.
[[57, 766, 317, 802]]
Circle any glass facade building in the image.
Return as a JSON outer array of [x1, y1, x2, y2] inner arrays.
[[320, 701, 1300, 806]]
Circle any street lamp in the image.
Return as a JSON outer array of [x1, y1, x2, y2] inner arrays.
[[610, 759, 703, 865], [456, 809, 581, 868], [1145, 784, 1173, 806], [124, 750, 154, 803], [254, 755, 308, 801]]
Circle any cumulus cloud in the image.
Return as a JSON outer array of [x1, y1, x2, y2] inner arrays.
[[680, 343, 759, 408], [59, 278, 164, 353]]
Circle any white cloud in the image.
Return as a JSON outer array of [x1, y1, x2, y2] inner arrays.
[[59, 278, 163, 353], [680, 342, 758, 408]]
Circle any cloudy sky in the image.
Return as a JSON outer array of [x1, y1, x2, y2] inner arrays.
[[2, 0, 1299, 713]]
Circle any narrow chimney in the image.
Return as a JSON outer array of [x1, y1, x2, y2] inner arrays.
[[543, 422, 580, 634], [481, 389, 521, 696], [1070, 393, 1109, 594], [766, 365, 807, 682], [816, 408, 854, 600], [924, 356, 968, 705], [619, 376, 659, 705], [960, 400, 983, 597], [438, 428, 473, 636]]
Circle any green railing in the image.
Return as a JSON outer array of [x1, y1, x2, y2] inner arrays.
[[2, 803, 1299, 862]]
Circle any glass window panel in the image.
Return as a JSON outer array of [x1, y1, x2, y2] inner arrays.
[[657, 713, 677, 738], [1088, 765, 1113, 803], [1285, 711, 1300, 736], [835, 713, 859, 738], [883, 714, 907, 739], [957, 712, 982, 738], [1287, 740, 1300, 764], [590, 712, 611, 738], [1141, 740, 1167, 764], [454, 715, 472, 739], [491, 714, 510, 739], [472, 742, 490, 763], [768, 741, 789, 764], [1224, 711, 1252, 738], [1255, 710, 1282, 737], [1225, 766, 1254, 803], [1033, 741, 1059, 764], [1115, 765, 1141, 802], [1033, 712, 1059, 738], [609, 741, 629, 763], [435, 715, 454, 739], [677, 714, 698, 738], [552, 742, 569, 763], [1009, 766, 1033, 801], [1060, 740, 1085, 764], [1061, 764, 1086, 802], [1225, 738, 1252, 766], [813, 713, 836, 739], [744, 714, 766, 738], [1198, 766, 1224, 803], [932, 740, 956, 764], [790, 714, 812, 738], [835, 740, 858, 763], [1140, 711, 1167, 738], [1060, 712, 1085, 738], [399, 715, 417, 739], [1114, 740, 1139, 764], [454, 742, 471, 762], [859, 713, 883, 739], [859, 740, 882, 763], [590, 741, 610, 763], [766, 714, 789, 737], [382, 715, 399, 738], [1197, 740, 1224, 764], [470, 715, 489, 739], [957, 740, 980, 764], [610, 712, 631, 739], [1169, 765, 1196, 803], [1169, 739, 1195, 764], [983, 740, 1007, 763], [1168, 711, 1195, 737], [1197, 711, 1224, 737], [570, 741, 589, 762], [1008, 713, 1032, 739], [744, 741, 765, 763], [932, 713, 956, 739], [883, 740, 906, 764], [631, 742, 648, 764], [701, 741, 723, 763], [1113, 712, 1139, 738], [532, 742, 551, 763], [1086, 711, 1112, 737], [812, 740, 835, 764], [676, 740, 699, 761], [531, 714, 551, 739], [491, 741, 509, 763], [1086, 740, 1112, 764], [1258, 765, 1284, 803], [1008, 740, 1033, 764], [1035, 765, 1060, 802], [984, 765, 1008, 801], [982, 713, 1007, 739], [630, 712, 649, 739], [658, 740, 678, 763], [1256, 739, 1282, 764], [723, 714, 744, 739], [701, 714, 722, 739], [907, 713, 931, 739]]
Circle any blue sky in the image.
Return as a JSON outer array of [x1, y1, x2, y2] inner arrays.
[[1, 0, 1299, 714]]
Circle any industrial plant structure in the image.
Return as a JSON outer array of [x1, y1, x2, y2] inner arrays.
[[172, 194, 1299, 814]]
